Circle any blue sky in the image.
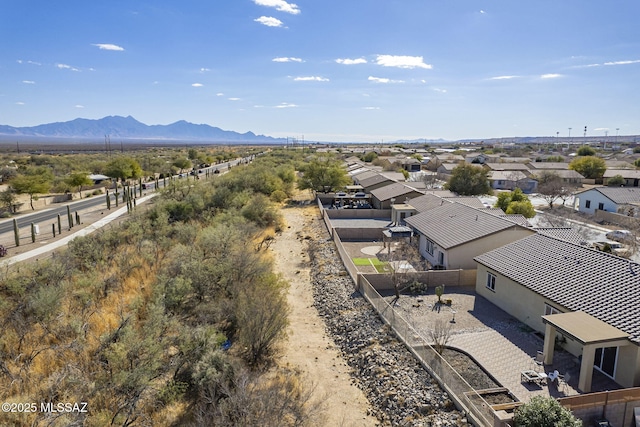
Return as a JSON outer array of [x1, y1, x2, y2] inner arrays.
[[1, 1, 639, 142]]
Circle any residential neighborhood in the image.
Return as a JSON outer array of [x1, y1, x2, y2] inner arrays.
[[315, 142, 640, 426]]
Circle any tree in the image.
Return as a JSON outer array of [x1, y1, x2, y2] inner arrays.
[[65, 172, 93, 198], [494, 188, 535, 218], [506, 200, 535, 218], [445, 163, 491, 196], [536, 171, 567, 208], [576, 145, 596, 156], [173, 157, 192, 173], [568, 156, 606, 179], [11, 169, 53, 210], [104, 156, 143, 183], [607, 174, 625, 186], [513, 396, 581, 427], [0, 187, 17, 213], [297, 158, 351, 193]]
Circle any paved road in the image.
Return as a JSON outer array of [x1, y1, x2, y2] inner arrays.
[[0, 157, 247, 233]]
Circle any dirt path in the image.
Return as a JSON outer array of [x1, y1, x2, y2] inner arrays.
[[271, 204, 378, 427]]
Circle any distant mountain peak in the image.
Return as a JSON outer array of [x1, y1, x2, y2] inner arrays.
[[0, 116, 284, 144]]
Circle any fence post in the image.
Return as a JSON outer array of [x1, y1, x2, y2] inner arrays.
[[52, 223, 56, 237]]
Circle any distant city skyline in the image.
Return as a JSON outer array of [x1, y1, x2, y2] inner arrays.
[[1, 1, 639, 142]]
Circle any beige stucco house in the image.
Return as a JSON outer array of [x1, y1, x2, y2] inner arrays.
[[474, 233, 640, 393], [404, 203, 535, 269]]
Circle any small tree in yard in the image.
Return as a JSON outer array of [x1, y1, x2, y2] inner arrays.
[[11, 169, 53, 210], [568, 155, 606, 179], [429, 319, 452, 354], [513, 396, 581, 427], [65, 172, 93, 198], [0, 187, 17, 213], [445, 163, 491, 196], [536, 171, 569, 209], [607, 174, 625, 187]]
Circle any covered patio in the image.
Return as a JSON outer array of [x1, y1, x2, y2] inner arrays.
[[542, 311, 630, 393]]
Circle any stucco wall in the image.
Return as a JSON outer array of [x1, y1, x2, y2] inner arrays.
[[362, 269, 476, 291], [447, 228, 535, 270], [576, 190, 617, 215]]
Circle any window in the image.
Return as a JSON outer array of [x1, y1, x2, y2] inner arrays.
[[486, 272, 496, 291], [426, 239, 434, 255], [594, 346, 618, 378], [544, 304, 561, 316], [585, 200, 591, 209], [438, 251, 444, 265], [598, 202, 604, 210]]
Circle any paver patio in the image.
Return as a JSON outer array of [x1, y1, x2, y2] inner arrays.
[[385, 287, 620, 403]]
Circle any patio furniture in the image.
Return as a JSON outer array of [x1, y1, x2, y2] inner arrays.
[[559, 372, 571, 392], [548, 370, 560, 384], [531, 351, 544, 369], [521, 370, 547, 385]]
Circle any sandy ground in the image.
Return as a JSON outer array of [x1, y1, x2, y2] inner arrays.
[[271, 203, 378, 427]]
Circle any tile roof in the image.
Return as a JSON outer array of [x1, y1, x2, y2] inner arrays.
[[534, 227, 587, 245], [603, 169, 640, 179], [404, 203, 528, 249], [488, 170, 529, 181], [358, 174, 394, 188], [484, 163, 531, 171], [443, 197, 486, 209], [528, 162, 570, 170], [578, 186, 640, 204], [474, 233, 640, 343], [370, 182, 423, 201], [407, 194, 451, 212]]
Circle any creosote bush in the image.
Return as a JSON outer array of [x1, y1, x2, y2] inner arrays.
[[0, 149, 316, 426]]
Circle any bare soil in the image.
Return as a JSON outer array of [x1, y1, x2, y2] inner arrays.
[[271, 201, 378, 427]]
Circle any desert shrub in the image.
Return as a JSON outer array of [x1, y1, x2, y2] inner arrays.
[[513, 395, 581, 427]]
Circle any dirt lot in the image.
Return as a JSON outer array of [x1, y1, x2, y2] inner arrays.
[[271, 203, 378, 427]]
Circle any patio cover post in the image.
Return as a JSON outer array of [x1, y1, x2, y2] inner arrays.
[[578, 344, 596, 393], [543, 322, 557, 365]]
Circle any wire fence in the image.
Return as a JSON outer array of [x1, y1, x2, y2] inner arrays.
[[359, 275, 496, 427]]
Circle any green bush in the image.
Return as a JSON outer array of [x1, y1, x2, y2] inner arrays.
[[513, 396, 581, 427]]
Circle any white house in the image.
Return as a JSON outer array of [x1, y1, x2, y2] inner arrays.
[[574, 187, 640, 215]]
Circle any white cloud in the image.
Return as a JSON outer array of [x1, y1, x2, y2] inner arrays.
[[200, 68, 211, 72], [255, 16, 284, 27], [254, 0, 300, 15], [92, 43, 125, 51], [22, 80, 35, 84], [540, 73, 562, 79], [56, 63, 80, 72], [489, 75, 519, 80], [376, 55, 432, 69], [480, 10, 486, 14], [75, 105, 85, 108], [16, 102, 25, 105], [294, 76, 329, 82], [368, 76, 404, 84], [276, 102, 298, 108], [336, 58, 367, 65], [364, 106, 380, 110], [433, 88, 447, 93], [579, 59, 640, 68], [603, 59, 640, 66], [273, 57, 303, 62], [17, 60, 41, 66], [192, 83, 204, 87], [216, 93, 224, 96], [228, 97, 241, 101]]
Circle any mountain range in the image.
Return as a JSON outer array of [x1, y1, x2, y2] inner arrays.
[[0, 116, 286, 144]]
